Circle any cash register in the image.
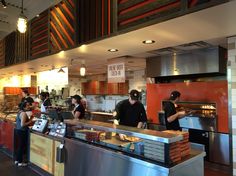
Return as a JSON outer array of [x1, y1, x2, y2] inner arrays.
[[32, 118, 48, 133], [32, 109, 69, 137]]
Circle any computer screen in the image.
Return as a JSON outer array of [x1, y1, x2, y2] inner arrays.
[[60, 111, 74, 119]]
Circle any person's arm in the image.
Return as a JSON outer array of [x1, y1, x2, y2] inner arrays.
[[167, 111, 185, 123], [20, 112, 33, 127], [137, 104, 147, 128], [74, 111, 81, 119], [137, 122, 143, 128], [73, 105, 83, 119], [114, 101, 123, 121]]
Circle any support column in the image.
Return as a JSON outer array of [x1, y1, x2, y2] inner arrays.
[[228, 36, 236, 175]]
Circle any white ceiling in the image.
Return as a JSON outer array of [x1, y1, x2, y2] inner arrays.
[[0, 0, 61, 39], [0, 0, 236, 78]]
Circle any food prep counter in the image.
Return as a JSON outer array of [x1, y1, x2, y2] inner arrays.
[[29, 131, 65, 176], [64, 120, 205, 176]]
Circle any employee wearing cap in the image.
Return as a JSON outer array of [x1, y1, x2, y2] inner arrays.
[[114, 89, 147, 128], [71, 94, 85, 119], [163, 91, 186, 130]]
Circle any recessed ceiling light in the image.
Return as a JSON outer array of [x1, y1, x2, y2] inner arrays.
[[36, 14, 40, 17], [143, 40, 155, 44], [108, 49, 118, 52]]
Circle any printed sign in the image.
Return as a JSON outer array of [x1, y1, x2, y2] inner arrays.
[[107, 62, 125, 83]]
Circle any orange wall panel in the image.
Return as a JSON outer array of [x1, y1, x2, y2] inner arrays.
[[147, 80, 228, 133]]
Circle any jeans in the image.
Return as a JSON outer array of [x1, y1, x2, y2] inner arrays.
[[14, 129, 28, 163]]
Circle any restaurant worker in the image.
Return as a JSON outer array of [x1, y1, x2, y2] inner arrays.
[[21, 89, 34, 105], [163, 91, 185, 131], [40, 92, 52, 113], [71, 95, 85, 119], [14, 102, 34, 166], [114, 89, 147, 128]]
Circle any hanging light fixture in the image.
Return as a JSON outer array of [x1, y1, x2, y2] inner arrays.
[[58, 67, 65, 73], [1, 0, 7, 8], [80, 64, 86, 76], [17, 0, 27, 33]]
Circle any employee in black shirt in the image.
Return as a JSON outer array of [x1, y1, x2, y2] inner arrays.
[[163, 91, 185, 130], [114, 89, 147, 128], [71, 95, 85, 119], [40, 92, 52, 113], [21, 89, 34, 105]]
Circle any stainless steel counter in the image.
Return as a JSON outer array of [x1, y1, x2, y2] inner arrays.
[[64, 137, 205, 176]]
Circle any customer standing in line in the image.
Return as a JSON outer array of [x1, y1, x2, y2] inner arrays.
[[14, 102, 34, 166], [163, 91, 186, 131]]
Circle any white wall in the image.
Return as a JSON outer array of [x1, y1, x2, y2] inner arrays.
[[37, 67, 68, 93]]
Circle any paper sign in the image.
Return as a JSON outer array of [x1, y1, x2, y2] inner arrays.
[[107, 62, 125, 83]]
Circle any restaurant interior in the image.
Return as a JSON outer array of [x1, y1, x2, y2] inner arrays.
[[0, 0, 236, 176]]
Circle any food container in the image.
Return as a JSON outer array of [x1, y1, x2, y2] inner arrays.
[[133, 141, 144, 155]]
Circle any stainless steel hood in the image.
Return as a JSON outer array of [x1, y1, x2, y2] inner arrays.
[[146, 46, 227, 77]]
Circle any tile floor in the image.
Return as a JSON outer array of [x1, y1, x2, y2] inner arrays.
[[0, 151, 232, 176], [0, 151, 39, 176]]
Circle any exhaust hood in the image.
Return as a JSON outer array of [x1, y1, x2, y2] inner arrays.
[[146, 46, 227, 78]]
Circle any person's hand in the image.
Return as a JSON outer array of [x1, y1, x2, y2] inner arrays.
[[29, 115, 34, 122], [119, 134, 127, 141], [113, 119, 119, 129]]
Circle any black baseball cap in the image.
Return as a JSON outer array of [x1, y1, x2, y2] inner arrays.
[[170, 91, 181, 100], [129, 89, 140, 101]]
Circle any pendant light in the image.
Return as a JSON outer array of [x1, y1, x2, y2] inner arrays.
[[58, 67, 65, 73], [80, 64, 86, 76], [17, 0, 27, 33]]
